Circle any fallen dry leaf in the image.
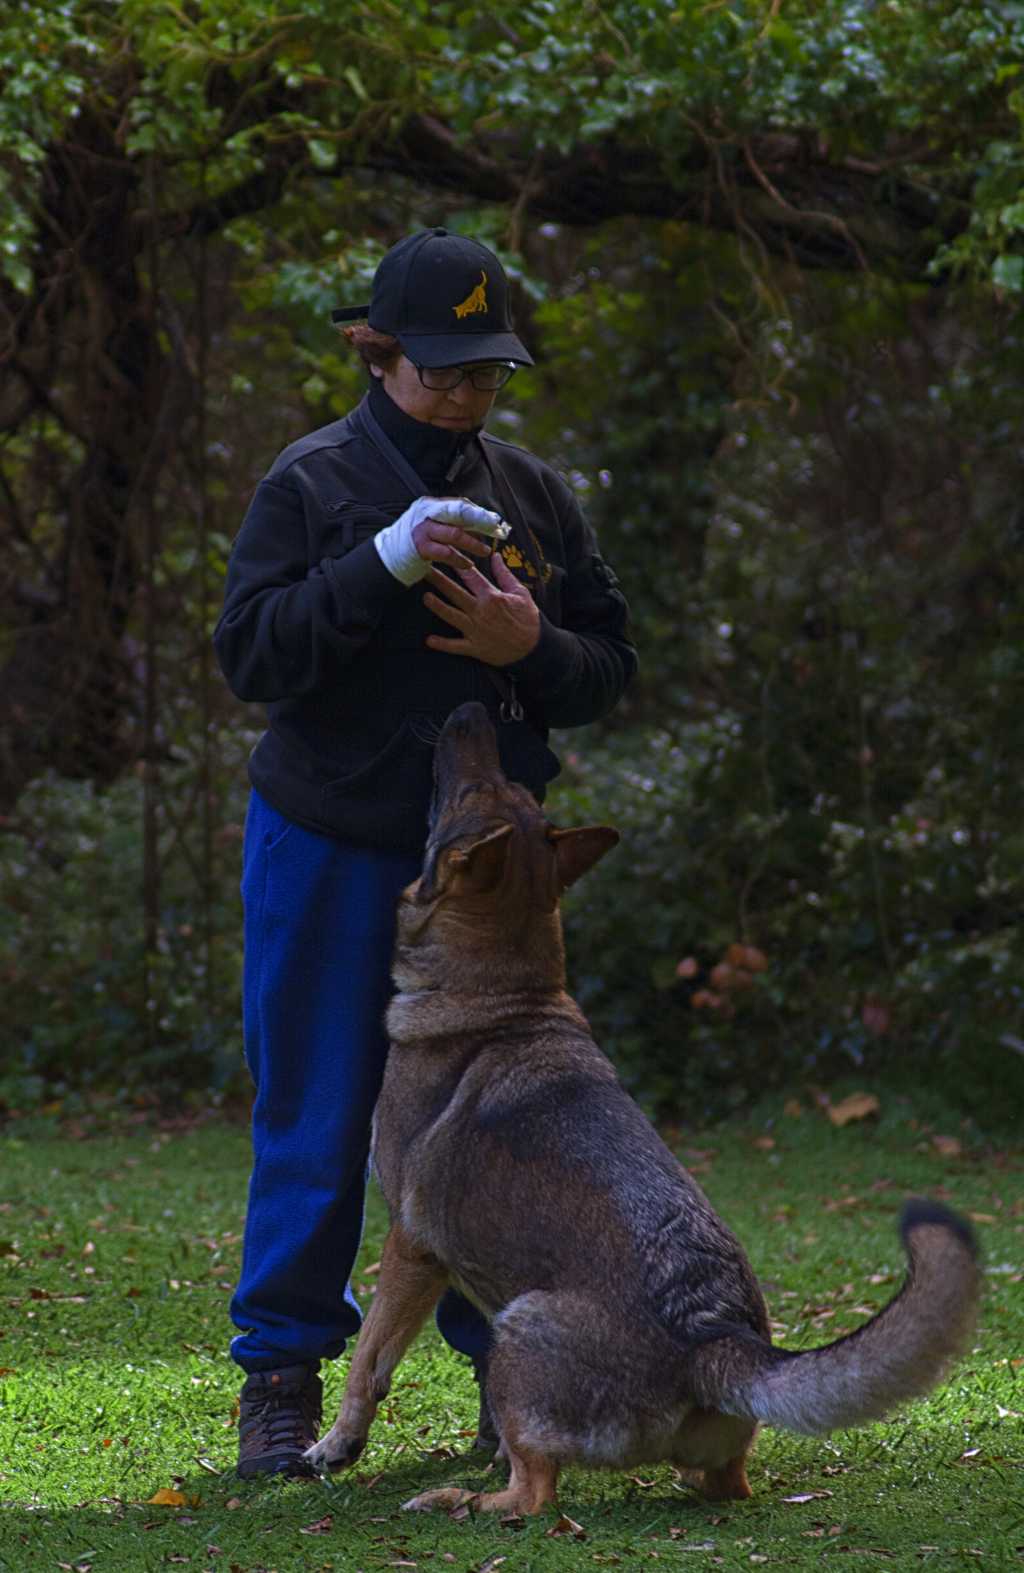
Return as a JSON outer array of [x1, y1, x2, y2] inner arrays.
[[784, 1099, 803, 1118], [783, 1490, 833, 1503], [932, 1134, 963, 1158], [477, 1557, 508, 1573], [546, 1513, 587, 1540], [299, 1514, 333, 1534], [827, 1092, 880, 1127], [148, 1488, 187, 1507], [752, 1136, 776, 1151]]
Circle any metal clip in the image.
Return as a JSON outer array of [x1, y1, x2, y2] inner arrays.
[[500, 695, 525, 723]]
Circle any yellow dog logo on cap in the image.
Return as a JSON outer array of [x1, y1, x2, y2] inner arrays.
[[453, 270, 488, 319]]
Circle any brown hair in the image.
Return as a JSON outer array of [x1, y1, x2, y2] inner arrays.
[[341, 323, 402, 373]]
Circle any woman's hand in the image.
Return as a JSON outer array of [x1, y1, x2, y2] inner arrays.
[[374, 497, 505, 585], [423, 553, 540, 666], [410, 513, 493, 567]]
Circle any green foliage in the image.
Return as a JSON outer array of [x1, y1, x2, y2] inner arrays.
[[4, 1, 1024, 289], [0, 771, 248, 1112], [544, 272, 1024, 1121], [504, 220, 737, 709], [5, 208, 1022, 1121], [552, 723, 1024, 1124]]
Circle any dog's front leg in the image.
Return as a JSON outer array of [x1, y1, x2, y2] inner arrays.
[[306, 1222, 448, 1473]]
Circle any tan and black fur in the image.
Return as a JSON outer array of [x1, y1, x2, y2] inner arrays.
[[306, 702, 980, 1513]]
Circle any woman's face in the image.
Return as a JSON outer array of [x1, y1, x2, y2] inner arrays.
[[372, 355, 498, 431]]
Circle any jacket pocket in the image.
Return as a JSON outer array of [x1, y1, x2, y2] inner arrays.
[[319, 501, 394, 555], [319, 719, 435, 847]]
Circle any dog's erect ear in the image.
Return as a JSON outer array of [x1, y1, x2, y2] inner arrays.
[[547, 825, 619, 889], [448, 823, 515, 895]]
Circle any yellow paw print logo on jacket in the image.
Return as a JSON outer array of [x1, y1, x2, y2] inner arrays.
[[500, 541, 538, 580]]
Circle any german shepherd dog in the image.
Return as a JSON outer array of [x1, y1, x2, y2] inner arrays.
[[306, 702, 980, 1514]]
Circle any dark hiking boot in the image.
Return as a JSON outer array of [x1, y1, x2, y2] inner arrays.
[[237, 1365, 322, 1479]]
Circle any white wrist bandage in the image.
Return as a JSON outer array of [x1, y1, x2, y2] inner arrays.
[[373, 496, 510, 586]]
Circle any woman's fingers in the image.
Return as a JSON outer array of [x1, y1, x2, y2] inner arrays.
[[412, 519, 491, 561], [425, 564, 490, 601]]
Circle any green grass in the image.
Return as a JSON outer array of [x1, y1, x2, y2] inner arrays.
[[0, 1085, 1021, 1572]]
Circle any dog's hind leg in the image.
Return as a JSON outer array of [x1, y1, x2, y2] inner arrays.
[[486, 1290, 659, 1470], [403, 1445, 559, 1516], [672, 1409, 757, 1500], [702, 1454, 753, 1500], [306, 1222, 447, 1474]]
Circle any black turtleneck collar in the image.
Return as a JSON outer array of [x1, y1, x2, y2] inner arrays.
[[367, 376, 480, 492]]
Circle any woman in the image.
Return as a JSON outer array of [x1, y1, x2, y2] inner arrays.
[[214, 227, 637, 1478]]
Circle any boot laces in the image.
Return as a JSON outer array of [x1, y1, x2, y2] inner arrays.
[[245, 1378, 318, 1451]]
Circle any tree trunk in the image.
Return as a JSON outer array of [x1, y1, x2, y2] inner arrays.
[[0, 105, 173, 814]]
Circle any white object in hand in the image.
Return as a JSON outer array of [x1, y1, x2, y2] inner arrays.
[[373, 497, 510, 586]]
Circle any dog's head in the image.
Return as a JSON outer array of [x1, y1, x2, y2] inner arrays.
[[403, 702, 618, 934]]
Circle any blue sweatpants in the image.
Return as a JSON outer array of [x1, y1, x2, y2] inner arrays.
[[230, 789, 491, 1373]]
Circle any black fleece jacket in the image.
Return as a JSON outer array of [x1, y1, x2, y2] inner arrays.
[[214, 382, 637, 852]]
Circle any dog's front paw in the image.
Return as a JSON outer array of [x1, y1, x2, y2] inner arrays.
[[304, 1427, 366, 1474]]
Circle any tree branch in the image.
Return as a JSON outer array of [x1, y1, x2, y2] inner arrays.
[[163, 110, 964, 277]]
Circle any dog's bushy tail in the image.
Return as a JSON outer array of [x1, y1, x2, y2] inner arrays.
[[695, 1201, 980, 1436]]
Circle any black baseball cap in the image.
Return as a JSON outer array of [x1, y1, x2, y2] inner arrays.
[[331, 228, 533, 368]]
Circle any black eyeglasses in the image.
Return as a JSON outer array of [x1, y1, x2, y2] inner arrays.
[[415, 362, 517, 392]]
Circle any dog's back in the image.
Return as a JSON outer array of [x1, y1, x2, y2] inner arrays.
[[378, 1010, 768, 1345]]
